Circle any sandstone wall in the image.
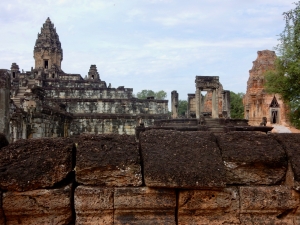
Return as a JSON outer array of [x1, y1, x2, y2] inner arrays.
[[59, 99, 168, 115], [44, 87, 133, 99], [0, 131, 300, 224]]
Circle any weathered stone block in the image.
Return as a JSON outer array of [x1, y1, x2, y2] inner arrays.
[[3, 185, 73, 225], [240, 213, 298, 225], [240, 186, 299, 213], [76, 134, 142, 186], [74, 186, 113, 225], [0, 191, 4, 225], [273, 134, 300, 190], [0, 212, 3, 225], [216, 132, 287, 185], [178, 188, 240, 225], [114, 210, 175, 225], [0, 133, 8, 150], [114, 187, 176, 225], [140, 130, 226, 188], [114, 187, 176, 209], [0, 137, 74, 191]]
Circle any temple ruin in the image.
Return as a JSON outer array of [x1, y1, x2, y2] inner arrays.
[[155, 75, 274, 134], [186, 76, 230, 119], [150, 76, 264, 134], [243, 50, 288, 126], [0, 18, 168, 142]]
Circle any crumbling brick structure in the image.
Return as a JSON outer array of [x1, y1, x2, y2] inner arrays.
[[244, 50, 288, 126]]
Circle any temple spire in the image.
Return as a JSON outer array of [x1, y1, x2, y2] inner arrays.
[[33, 17, 63, 70]]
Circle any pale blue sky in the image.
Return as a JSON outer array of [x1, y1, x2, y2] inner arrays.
[[0, 0, 296, 102]]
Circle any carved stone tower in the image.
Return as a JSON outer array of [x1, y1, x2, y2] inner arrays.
[[87, 65, 100, 80], [34, 17, 63, 70], [10, 63, 20, 80]]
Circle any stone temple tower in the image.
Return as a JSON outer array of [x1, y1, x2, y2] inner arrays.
[[87, 65, 101, 80], [34, 17, 63, 70]]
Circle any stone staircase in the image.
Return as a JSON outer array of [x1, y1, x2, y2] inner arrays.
[[204, 118, 225, 133], [12, 87, 27, 107], [11, 79, 35, 107]]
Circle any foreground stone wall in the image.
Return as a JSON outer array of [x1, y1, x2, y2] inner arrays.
[[0, 131, 300, 224]]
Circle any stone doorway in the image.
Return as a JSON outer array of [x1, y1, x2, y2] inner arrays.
[[44, 60, 48, 68], [270, 96, 280, 124], [195, 76, 220, 119], [271, 109, 278, 124]]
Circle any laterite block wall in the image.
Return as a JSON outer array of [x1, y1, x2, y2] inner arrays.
[[0, 130, 299, 224]]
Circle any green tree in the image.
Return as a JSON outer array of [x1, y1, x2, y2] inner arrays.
[[178, 100, 188, 116], [264, 2, 300, 127], [230, 91, 244, 119], [155, 90, 167, 100], [136, 90, 167, 100]]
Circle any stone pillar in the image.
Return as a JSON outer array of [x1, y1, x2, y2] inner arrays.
[[225, 90, 231, 118], [216, 88, 219, 118], [222, 91, 225, 113], [222, 90, 231, 118], [13, 124, 17, 143], [187, 96, 190, 118], [187, 94, 192, 118], [0, 70, 11, 142], [196, 88, 202, 119], [171, 91, 179, 119], [212, 89, 217, 118]]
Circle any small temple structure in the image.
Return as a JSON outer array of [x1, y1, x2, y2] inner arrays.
[[243, 50, 288, 126], [188, 76, 230, 119]]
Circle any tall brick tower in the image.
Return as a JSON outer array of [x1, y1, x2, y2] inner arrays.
[[243, 50, 288, 125]]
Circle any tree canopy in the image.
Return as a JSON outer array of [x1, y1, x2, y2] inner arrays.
[[178, 100, 188, 116], [136, 90, 167, 100], [264, 2, 300, 127], [230, 91, 244, 119]]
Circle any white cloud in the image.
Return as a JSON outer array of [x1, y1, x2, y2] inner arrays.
[[0, 0, 297, 99], [144, 37, 277, 49]]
